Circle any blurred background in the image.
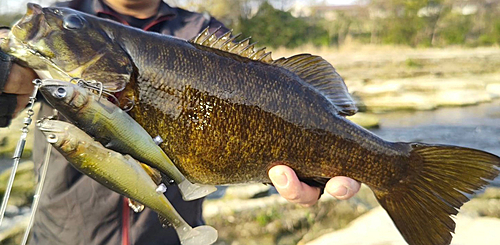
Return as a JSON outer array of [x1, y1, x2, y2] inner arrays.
[[1, 0, 500, 244]]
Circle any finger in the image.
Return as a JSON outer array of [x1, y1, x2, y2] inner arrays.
[[3, 63, 37, 94], [268, 165, 321, 207], [325, 176, 361, 200]]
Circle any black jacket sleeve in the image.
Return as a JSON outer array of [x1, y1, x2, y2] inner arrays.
[[0, 50, 13, 92], [0, 50, 17, 127]]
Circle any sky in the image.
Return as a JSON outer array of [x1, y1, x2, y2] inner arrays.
[[1, 0, 358, 15]]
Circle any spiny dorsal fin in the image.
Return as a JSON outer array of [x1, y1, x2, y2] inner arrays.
[[190, 27, 274, 63], [273, 54, 358, 116], [190, 29, 356, 115]]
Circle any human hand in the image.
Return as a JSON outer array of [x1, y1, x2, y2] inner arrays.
[[2, 63, 38, 115], [268, 165, 361, 207], [0, 27, 38, 122]]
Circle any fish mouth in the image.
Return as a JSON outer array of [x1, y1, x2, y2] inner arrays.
[[40, 79, 71, 88], [37, 120, 66, 134], [11, 3, 48, 44], [26, 3, 44, 16]]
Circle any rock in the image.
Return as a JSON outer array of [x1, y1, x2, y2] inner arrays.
[[4, 205, 19, 218], [346, 113, 379, 128], [433, 90, 492, 107], [486, 83, 500, 97], [0, 161, 36, 207], [350, 76, 499, 112], [0, 213, 29, 244], [402, 78, 486, 92], [306, 206, 500, 245], [360, 93, 437, 112], [305, 207, 406, 245], [205, 185, 379, 245], [223, 184, 272, 199], [461, 187, 500, 218], [352, 81, 402, 96]]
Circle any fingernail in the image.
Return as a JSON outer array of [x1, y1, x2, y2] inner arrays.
[[272, 171, 288, 188], [331, 185, 349, 198]]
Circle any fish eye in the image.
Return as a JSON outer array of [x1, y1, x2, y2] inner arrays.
[[63, 14, 84, 30], [55, 87, 67, 98]]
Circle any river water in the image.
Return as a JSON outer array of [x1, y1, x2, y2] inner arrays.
[[369, 98, 500, 185]]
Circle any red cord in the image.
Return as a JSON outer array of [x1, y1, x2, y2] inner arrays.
[[122, 197, 130, 245]]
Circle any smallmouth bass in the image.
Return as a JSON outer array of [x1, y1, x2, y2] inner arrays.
[[38, 79, 216, 201], [37, 120, 218, 245], [3, 4, 500, 245]]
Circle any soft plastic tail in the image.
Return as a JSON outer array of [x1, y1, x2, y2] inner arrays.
[[371, 143, 500, 245], [176, 224, 218, 245], [178, 179, 217, 201]]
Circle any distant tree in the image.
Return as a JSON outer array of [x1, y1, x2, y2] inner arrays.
[[176, 0, 500, 48], [175, 0, 258, 27], [237, 2, 329, 48]]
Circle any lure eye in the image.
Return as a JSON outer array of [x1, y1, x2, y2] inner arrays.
[[63, 14, 84, 29], [55, 87, 67, 98]]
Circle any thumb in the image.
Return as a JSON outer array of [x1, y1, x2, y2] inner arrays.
[[268, 165, 321, 207]]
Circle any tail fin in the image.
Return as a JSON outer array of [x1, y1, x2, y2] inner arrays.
[[159, 172, 218, 201], [158, 215, 218, 245], [372, 143, 500, 245], [178, 179, 218, 201]]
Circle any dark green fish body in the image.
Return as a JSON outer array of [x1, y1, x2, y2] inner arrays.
[[126, 48, 404, 187], [3, 4, 500, 245]]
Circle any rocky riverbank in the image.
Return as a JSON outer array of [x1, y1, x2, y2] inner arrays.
[[306, 188, 500, 245], [203, 186, 500, 245], [349, 73, 500, 112], [277, 46, 500, 112], [204, 185, 380, 245]]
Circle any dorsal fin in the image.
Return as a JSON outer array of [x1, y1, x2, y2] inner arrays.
[[190, 29, 357, 115], [190, 27, 274, 63], [273, 54, 358, 116]]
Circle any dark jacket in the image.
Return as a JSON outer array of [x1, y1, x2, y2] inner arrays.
[[0, 1, 227, 244], [56, 0, 227, 39]]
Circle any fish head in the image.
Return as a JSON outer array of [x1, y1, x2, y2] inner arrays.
[[6, 3, 133, 92], [39, 79, 90, 114], [38, 120, 80, 152]]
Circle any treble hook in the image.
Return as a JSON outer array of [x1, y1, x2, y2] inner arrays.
[[122, 97, 135, 112], [73, 78, 122, 107]]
